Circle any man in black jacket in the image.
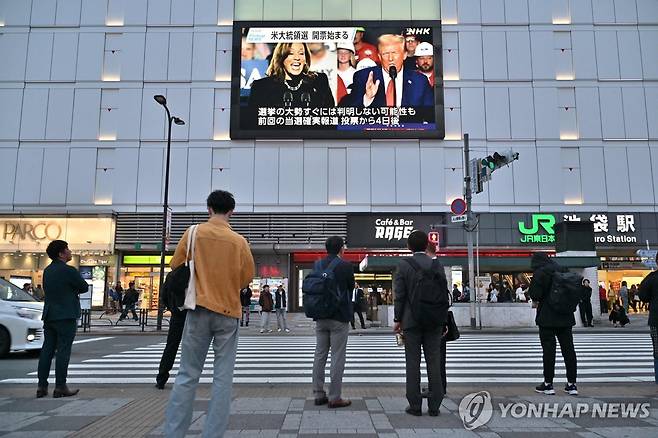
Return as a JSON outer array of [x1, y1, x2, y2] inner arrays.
[[274, 285, 289, 332], [311, 236, 354, 409], [155, 307, 187, 389], [638, 254, 658, 384], [240, 287, 252, 327], [350, 283, 366, 330], [37, 240, 89, 398], [528, 252, 578, 396], [393, 230, 448, 417], [119, 282, 139, 321]]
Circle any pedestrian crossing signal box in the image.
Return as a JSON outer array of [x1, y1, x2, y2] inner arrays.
[[555, 221, 595, 253]]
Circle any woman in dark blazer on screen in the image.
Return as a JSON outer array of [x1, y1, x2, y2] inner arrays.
[[248, 42, 335, 109]]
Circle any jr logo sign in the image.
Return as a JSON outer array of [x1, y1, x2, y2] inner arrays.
[[518, 214, 556, 243]]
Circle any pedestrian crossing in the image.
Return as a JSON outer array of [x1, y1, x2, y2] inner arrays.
[[3, 333, 655, 384]]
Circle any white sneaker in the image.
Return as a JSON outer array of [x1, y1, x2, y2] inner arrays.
[[259, 329, 264, 333], [285, 328, 290, 333], [277, 328, 282, 332], [267, 329, 273, 333]]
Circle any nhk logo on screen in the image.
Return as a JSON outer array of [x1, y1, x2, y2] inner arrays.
[[374, 218, 414, 241]]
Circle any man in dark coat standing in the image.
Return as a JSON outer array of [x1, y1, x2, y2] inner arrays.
[[638, 253, 658, 384], [37, 240, 89, 398], [350, 282, 366, 330], [528, 252, 578, 396], [155, 306, 187, 389]]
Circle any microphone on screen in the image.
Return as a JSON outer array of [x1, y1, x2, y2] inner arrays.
[[388, 65, 397, 80], [283, 91, 293, 107]]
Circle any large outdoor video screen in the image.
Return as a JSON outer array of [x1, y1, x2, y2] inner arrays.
[[230, 21, 444, 140]]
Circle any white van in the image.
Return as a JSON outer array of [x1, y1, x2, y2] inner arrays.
[[0, 278, 44, 357]]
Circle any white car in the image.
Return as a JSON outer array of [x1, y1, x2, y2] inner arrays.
[[0, 278, 44, 357]]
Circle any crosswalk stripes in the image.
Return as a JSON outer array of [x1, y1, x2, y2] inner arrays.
[[2, 333, 654, 384]]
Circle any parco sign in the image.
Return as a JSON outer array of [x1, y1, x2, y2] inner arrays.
[[1, 221, 62, 242]]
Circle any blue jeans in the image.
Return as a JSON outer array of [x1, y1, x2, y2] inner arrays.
[[164, 307, 239, 438]]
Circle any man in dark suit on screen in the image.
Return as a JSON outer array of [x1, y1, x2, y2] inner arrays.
[[348, 34, 433, 108]]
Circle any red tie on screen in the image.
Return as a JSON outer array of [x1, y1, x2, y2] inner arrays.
[[386, 79, 395, 106]]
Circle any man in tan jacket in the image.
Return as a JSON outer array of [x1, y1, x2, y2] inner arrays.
[[164, 190, 254, 438]]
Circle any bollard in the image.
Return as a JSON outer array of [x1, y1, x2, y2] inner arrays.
[[140, 308, 148, 332], [81, 309, 91, 332]]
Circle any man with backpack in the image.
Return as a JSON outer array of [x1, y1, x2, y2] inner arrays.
[[306, 236, 354, 408], [393, 230, 449, 417], [528, 252, 582, 396], [638, 255, 658, 383]]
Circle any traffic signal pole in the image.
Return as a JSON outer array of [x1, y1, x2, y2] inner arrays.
[[463, 133, 477, 329]]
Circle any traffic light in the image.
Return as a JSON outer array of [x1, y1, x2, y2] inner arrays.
[[481, 150, 519, 173]]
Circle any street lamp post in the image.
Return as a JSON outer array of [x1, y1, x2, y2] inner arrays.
[[153, 94, 185, 331]]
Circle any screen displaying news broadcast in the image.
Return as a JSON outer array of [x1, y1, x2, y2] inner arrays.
[[230, 21, 444, 140]]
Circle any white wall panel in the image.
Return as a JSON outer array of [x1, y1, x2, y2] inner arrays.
[[264, 0, 293, 19], [485, 88, 511, 139], [412, 0, 440, 20], [46, 88, 74, 140], [530, 31, 554, 79], [144, 32, 169, 81], [0, 149, 18, 205], [189, 89, 214, 140], [627, 147, 654, 204], [442, 32, 459, 80], [192, 33, 216, 81], [579, 147, 607, 204], [639, 30, 658, 79], [0, 0, 33, 26], [51, 33, 78, 81], [528, 0, 551, 23], [168, 33, 193, 81], [94, 149, 114, 205], [458, 0, 481, 23], [66, 148, 96, 205], [118, 89, 142, 140], [76, 33, 104, 80], [420, 146, 444, 205], [603, 147, 630, 204], [505, 0, 529, 23], [113, 148, 139, 205], [0, 89, 22, 140], [218, 0, 235, 23], [482, 31, 508, 80], [461, 88, 486, 139], [381, 0, 411, 20], [509, 87, 535, 139], [599, 87, 625, 139], [279, 146, 303, 204], [488, 152, 514, 204], [31, 0, 56, 25], [0, 33, 28, 81], [81, 0, 107, 25], [637, 0, 658, 23], [481, 0, 505, 23], [40, 148, 69, 204], [512, 146, 539, 204], [622, 87, 648, 139], [230, 147, 255, 205], [26, 33, 53, 81], [171, 0, 194, 25], [14, 149, 43, 204], [56, 0, 82, 26], [445, 107, 462, 140], [441, 0, 458, 22], [122, 33, 146, 81], [572, 31, 597, 79], [169, 148, 188, 205], [443, 148, 462, 203], [536, 148, 562, 204], [147, 0, 170, 25], [613, 0, 637, 23], [506, 30, 532, 80], [458, 32, 483, 80], [166, 88, 190, 140], [595, 30, 620, 79], [211, 149, 230, 192], [395, 145, 420, 204], [571, 0, 594, 23], [646, 87, 658, 139], [137, 147, 164, 204], [124, 0, 148, 25], [304, 147, 327, 205], [618, 30, 642, 79], [328, 148, 347, 205], [72, 89, 101, 140], [140, 88, 166, 140], [20, 89, 49, 140], [592, 0, 615, 23], [195, 0, 218, 25], [575, 87, 602, 139], [533, 88, 559, 139], [347, 147, 371, 204], [371, 147, 396, 204]]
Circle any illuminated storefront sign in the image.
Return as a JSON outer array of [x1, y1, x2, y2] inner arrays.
[[517, 213, 639, 245]]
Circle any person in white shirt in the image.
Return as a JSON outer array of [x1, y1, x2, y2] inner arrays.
[[516, 284, 528, 302]]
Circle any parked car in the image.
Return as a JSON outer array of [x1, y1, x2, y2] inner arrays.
[[0, 278, 44, 357]]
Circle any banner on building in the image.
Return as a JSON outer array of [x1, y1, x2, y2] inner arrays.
[[231, 20, 444, 139]]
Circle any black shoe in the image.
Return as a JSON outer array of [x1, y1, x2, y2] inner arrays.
[[36, 387, 48, 398], [155, 383, 165, 389], [314, 396, 328, 406], [53, 386, 79, 398], [245, 322, 249, 327], [534, 382, 555, 395], [328, 399, 352, 408], [428, 409, 440, 417], [240, 322, 244, 327], [563, 383, 578, 395], [405, 406, 422, 416]]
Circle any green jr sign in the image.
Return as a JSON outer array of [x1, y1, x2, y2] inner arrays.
[[518, 214, 556, 243]]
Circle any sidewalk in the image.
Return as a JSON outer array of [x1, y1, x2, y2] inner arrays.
[[81, 310, 652, 336], [0, 384, 656, 437]]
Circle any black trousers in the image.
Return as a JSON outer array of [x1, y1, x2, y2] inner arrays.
[[440, 337, 447, 392], [600, 298, 608, 314], [37, 319, 77, 387], [156, 308, 187, 386], [539, 326, 577, 384], [579, 300, 593, 326], [120, 303, 137, 320], [351, 305, 365, 329], [404, 327, 444, 412]]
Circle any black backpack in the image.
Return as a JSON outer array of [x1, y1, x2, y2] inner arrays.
[[547, 270, 587, 315], [162, 265, 190, 311], [302, 258, 342, 320], [404, 258, 450, 330]]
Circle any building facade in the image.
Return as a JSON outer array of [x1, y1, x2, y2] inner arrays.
[[1, 0, 657, 313]]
